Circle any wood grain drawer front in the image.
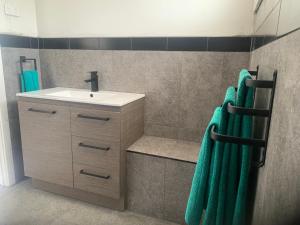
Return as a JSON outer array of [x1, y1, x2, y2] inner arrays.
[[23, 150, 73, 188], [74, 163, 120, 199], [18, 100, 72, 187], [18, 101, 70, 133], [72, 136, 120, 168], [71, 108, 121, 140], [21, 131, 73, 187]]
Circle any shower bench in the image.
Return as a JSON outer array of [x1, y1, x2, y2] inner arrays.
[[126, 135, 199, 224]]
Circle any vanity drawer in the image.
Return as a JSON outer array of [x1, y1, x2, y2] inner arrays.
[[18, 101, 70, 133], [18, 101, 72, 187], [74, 163, 120, 199], [71, 108, 121, 140], [72, 136, 120, 168]]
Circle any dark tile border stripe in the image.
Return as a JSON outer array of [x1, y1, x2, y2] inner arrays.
[[251, 27, 300, 51], [0, 34, 251, 52], [1, 28, 298, 52]]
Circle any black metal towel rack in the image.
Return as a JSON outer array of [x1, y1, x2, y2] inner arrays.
[[20, 56, 37, 74], [210, 67, 277, 167]]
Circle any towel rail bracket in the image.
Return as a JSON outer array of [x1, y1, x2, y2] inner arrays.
[[20, 56, 37, 74], [210, 68, 277, 168]]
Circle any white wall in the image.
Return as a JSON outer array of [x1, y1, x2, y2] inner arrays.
[[36, 0, 254, 37], [0, 0, 38, 36]]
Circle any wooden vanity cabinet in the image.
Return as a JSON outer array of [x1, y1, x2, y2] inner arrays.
[[18, 98, 144, 210]]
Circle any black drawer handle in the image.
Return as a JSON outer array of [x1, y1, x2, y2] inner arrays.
[[28, 108, 56, 114], [80, 169, 110, 179], [77, 114, 110, 121], [79, 142, 110, 151]]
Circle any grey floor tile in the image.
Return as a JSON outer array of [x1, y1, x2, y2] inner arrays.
[[0, 179, 178, 225]]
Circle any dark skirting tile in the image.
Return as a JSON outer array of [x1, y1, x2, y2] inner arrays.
[[30, 38, 39, 49], [208, 37, 251, 52], [100, 38, 131, 50], [42, 38, 70, 49], [167, 37, 207, 51], [132, 38, 167, 51], [0, 35, 30, 48], [263, 35, 277, 46], [70, 38, 99, 50], [251, 36, 265, 51]]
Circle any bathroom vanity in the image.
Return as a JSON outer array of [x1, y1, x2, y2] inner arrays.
[[17, 88, 144, 210]]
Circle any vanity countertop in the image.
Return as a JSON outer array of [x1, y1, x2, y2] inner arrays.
[[17, 87, 145, 107]]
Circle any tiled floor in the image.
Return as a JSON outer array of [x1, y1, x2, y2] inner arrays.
[[0, 179, 179, 225]]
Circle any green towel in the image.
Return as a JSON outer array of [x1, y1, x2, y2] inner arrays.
[[225, 69, 253, 225], [20, 70, 40, 92], [185, 69, 253, 225], [185, 107, 222, 225], [203, 87, 236, 225], [233, 80, 254, 225], [216, 87, 236, 225]]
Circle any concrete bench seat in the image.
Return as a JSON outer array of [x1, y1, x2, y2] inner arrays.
[[126, 135, 200, 224], [127, 135, 199, 163]]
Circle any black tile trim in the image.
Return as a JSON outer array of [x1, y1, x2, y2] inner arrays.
[[1, 29, 299, 52], [251, 27, 300, 51], [42, 38, 70, 49], [132, 38, 167, 51], [100, 38, 131, 50], [0, 35, 31, 48], [167, 37, 207, 51], [70, 38, 99, 50], [208, 37, 252, 52]]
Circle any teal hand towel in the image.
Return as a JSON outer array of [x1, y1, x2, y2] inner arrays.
[[213, 86, 236, 225], [233, 79, 254, 225], [20, 70, 40, 92], [203, 87, 236, 225], [185, 107, 222, 225], [225, 69, 253, 225]]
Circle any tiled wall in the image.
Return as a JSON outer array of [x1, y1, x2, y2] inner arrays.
[[39, 49, 249, 142], [127, 152, 195, 224], [0, 47, 41, 182], [250, 29, 300, 225]]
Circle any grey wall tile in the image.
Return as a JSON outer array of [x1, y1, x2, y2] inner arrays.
[[40, 49, 113, 90], [0, 47, 40, 182], [39, 49, 248, 142], [221, 52, 250, 92], [8, 118, 24, 182], [250, 29, 300, 225], [178, 52, 224, 140], [164, 159, 195, 224], [127, 152, 196, 224], [1, 48, 41, 119], [127, 153, 165, 219], [144, 123, 179, 140]]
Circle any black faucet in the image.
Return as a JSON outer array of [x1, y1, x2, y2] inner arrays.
[[85, 71, 99, 92]]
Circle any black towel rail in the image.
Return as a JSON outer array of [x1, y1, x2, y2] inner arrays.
[[20, 56, 37, 74], [210, 67, 277, 167]]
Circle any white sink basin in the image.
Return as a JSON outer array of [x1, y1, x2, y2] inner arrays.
[[16, 87, 145, 107], [46, 89, 118, 100]]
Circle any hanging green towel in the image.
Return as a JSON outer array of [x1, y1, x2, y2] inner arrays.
[[225, 69, 253, 225], [185, 69, 253, 225], [20, 70, 40, 92], [203, 86, 236, 225], [185, 107, 222, 225], [216, 99, 235, 225], [233, 79, 254, 225]]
